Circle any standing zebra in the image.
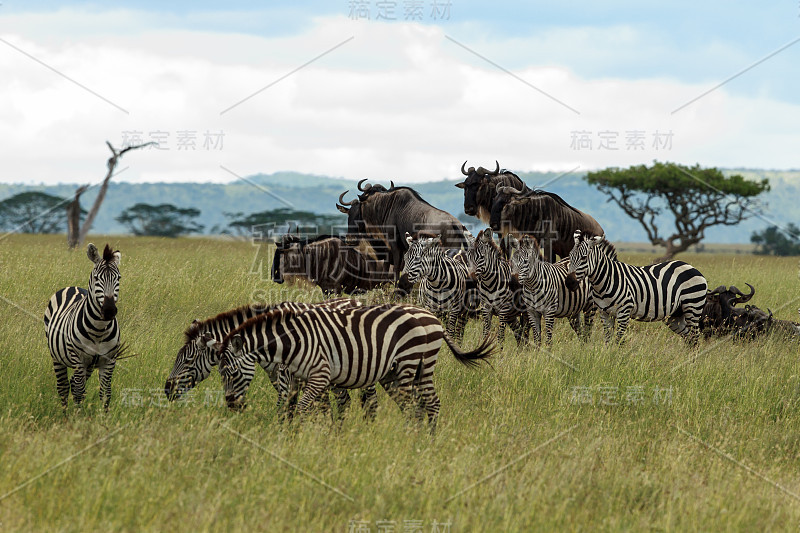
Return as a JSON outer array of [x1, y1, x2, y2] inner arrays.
[[510, 235, 595, 345], [44, 244, 122, 410], [468, 229, 527, 345], [207, 304, 494, 433], [568, 230, 707, 345], [403, 232, 472, 342], [165, 298, 372, 414]]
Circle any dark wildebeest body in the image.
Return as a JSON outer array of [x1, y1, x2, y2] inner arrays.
[[490, 186, 604, 263], [699, 284, 755, 337], [336, 181, 471, 279], [272, 234, 397, 295]]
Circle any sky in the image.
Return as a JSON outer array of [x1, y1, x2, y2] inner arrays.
[[1, 1, 799, 185]]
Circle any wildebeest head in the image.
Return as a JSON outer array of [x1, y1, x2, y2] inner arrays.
[[336, 190, 366, 239], [489, 184, 526, 233], [271, 235, 308, 284], [455, 160, 501, 217]]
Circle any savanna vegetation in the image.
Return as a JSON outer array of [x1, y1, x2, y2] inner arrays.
[[1, 234, 799, 531]]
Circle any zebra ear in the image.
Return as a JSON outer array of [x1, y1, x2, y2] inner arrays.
[[573, 230, 582, 245], [201, 332, 217, 349], [112, 251, 122, 265], [230, 334, 244, 355], [87, 243, 100, 264], [405, 232, 413, 245], [590, 235, 604, 247]]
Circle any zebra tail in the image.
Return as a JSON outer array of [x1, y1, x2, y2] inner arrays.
[[442, 331, 495, 369]]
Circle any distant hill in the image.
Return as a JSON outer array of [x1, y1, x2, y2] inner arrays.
[[2, 169, 798, 243]]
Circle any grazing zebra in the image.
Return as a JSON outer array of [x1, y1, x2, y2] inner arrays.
[[44, 243, 122, 410], [509, 235, 595, 345], [403, 232, 472, 342], [207, 303, 495, 433], [468, 228, 527, 345], [568, 230, 707, 345], [165, 298, 372, 414]]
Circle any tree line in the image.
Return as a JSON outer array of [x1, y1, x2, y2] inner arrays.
[[2, 159, 799, 255]]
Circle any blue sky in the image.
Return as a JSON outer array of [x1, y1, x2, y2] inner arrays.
[[0, 1, 798, 184]]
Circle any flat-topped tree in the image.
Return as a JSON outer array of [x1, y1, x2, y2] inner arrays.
[[586, 162, 769, 261]]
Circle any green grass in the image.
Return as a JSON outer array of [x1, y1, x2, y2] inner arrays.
[[1, 234, 799, 531]]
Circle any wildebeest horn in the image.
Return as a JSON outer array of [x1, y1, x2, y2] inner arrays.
[[338, 190, 356, 206], [708, 285, 727, 295], [730, 283, 755, 303], [496, 184, 523, 195], [390, 180, 395, 189], [489, 160, 500, 175], [357, 179, 369, 192], [461, 161, 468, 175]]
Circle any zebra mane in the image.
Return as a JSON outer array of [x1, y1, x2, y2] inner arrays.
[[590, 235, 618, 261], [183, 303, 268, 343], [219, 307, 301, 354]]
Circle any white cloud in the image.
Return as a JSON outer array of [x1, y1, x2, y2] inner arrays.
[[0, 12, 798, 187]]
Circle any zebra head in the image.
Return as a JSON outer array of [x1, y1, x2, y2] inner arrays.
[[470, 228, 500, 276], [165, 324, 218, 400], [403, 232, 440, 283], [87, 243, 121, 320], [567, 230, 604, 283], [212, 334, 256, 411], [510, 235, 540, 281]]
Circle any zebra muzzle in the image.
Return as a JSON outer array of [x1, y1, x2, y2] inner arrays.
[[101, 297, 117, 319]]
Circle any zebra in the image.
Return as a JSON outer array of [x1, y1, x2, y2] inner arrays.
[[403, 232, 472, 342], [44, 243, 122, 410], [567, 230, 707, 345], [165, 298, 373, 415], [509, 235, 595, 345], [206, 303, 495, 433], [468, 228, 527, 345]]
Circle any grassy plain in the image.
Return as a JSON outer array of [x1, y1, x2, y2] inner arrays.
[[0, 234, 799, 532]]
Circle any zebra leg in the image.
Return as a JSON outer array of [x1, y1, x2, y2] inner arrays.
[[69, 366, 88, 405], [528, 309, 542, 346], [53, 361, 70, 408], [446, 310, 459, 341], [615, 309, 633, 344], [331, 388, 351, 421], [415, 378, 440, 435], [582, 307, 596, 341], [567, 315, 582, 341], [360, 387, 378, 421], [481, 305, 492, 339], [599, 310, 615, 344], [455, 311, 468, 344], [544, 312, 556, 346], [296, 367, 331, 414], [98, 362, 116, 411]]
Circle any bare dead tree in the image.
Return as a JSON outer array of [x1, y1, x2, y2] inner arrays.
[[67, 141, 155, 249]]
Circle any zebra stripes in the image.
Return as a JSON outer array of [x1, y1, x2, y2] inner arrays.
[[208, 303, 494, 433], [568, 230, 707, 345], [403, 232, 471, 342], [469, 229, 527, 345], [44, 243, 122, 410], [165, 298, 368, 413], [510, 235, 595, 345]]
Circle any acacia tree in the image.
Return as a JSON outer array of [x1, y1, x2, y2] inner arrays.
[[0, 191, 84, 233], [586, 162, 770, 260], [116, 203, 204, 237], [751, 224, 800, 256]]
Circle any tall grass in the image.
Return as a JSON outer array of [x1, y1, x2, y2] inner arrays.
[[0, 234, 798, 531]]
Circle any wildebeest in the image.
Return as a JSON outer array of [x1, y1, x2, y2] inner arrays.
[[454, 161, 530, 223], [732, 305, 800, 341], [336, 180, 472, 278], [271, 234, 397, 295], [490, 185, 604, 262], [700, 284, 755, 337]]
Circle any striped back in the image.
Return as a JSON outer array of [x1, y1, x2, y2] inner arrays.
[[216, 304, 444, 407], [165, 298, 360, 399]]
